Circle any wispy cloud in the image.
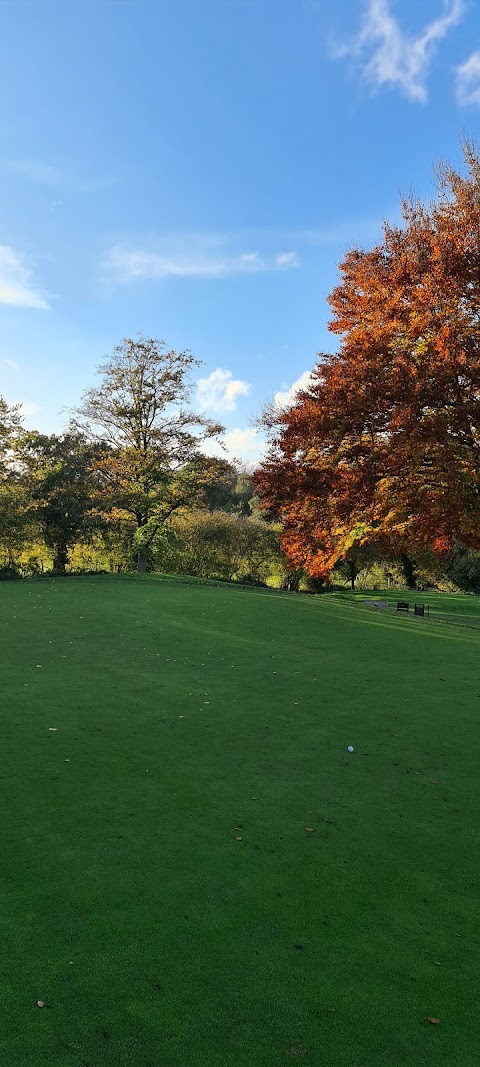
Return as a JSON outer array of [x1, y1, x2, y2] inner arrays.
[[197, 368, 250, 413], [100, 236, 300, 285], [4, 358, 18, 370], [456, 50, 480, 104], [0, 245, 50, 310], [274, 370, 316, 409], [4, 160, 64, 184], [1, 159, 117, 195], [274, 251, 300, 268], [335, 0, 464, 102]]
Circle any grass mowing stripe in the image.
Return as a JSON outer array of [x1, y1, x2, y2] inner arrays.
[[0, 577, 479, 1066]]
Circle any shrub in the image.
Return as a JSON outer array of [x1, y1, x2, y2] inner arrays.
[[0, 564, 21, 581]]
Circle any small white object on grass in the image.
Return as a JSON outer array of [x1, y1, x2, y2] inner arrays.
[[347, 746, 354, 753]]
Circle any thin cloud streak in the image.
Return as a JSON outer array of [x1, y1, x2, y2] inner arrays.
[[101, 239, 300, 285], [3, 159, 64, 184]]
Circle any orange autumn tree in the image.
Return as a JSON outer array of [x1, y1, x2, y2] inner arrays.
[[255, 144, 480, 579]]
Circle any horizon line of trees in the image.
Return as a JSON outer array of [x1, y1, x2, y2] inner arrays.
[[0, 340, 478, 594]]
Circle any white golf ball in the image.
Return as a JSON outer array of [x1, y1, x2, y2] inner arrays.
[[347, 746, 354, 752]]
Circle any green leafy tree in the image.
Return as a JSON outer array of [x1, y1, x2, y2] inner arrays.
[[72, 337, 223, 572]]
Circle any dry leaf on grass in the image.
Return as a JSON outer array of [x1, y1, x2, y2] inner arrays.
[[305, 827, 315, 832], [427, 1017, 441, 1024]]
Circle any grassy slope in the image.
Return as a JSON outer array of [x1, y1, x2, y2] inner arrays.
[[1, 576, 479, 1067]]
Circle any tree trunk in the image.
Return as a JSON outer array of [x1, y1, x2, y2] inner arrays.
[[348, 559, 357, 590], [137, 552, 148, 573], [54, 545, 68, 574], [401, 554, 416, 589]]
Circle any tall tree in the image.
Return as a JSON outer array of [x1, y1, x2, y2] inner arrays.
[[256, 145, 480, 577], [72, 337, 223, 571]]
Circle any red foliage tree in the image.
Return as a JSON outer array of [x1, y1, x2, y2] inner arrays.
[[256, 145, 480, 578]]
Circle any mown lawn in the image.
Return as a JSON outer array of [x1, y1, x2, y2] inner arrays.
[[1, 576, 479, 1066]]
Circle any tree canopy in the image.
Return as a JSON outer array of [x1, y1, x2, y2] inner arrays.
[[71, 336, 223, 570], [255, 144, 480, 578]]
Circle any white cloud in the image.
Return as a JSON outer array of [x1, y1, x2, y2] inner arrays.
[[196, 368, 250, 413], [100, 238, 300, 285], [336, 0, 464, 102], [4, 359, 18, 369], [0, 245, 49, 309], [274, 370, 316, 409], [456, 51, 480, 104], [203, 427, 266, 467]]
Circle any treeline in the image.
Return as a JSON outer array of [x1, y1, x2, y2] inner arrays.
[[1, 327, 479, 592]]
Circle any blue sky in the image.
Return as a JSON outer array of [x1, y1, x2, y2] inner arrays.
[[1, 0, 480, 463]]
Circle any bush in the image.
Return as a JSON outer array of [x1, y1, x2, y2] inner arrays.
[[448, 550, 480, 593], [237, 573, 267, 587], [0, 564, 21, 581]]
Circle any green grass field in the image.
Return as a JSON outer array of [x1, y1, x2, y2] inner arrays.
[[1, 576, 479, 1066]]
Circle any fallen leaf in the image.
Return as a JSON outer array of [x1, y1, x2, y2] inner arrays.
[[37, 1000, 45, 1008], [427, 1017, 441, 1024], [305, 827, 315, 832], [235, 836, 242, 841]]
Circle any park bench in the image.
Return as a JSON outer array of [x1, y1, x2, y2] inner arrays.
[[396, 601, 430, 618]]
